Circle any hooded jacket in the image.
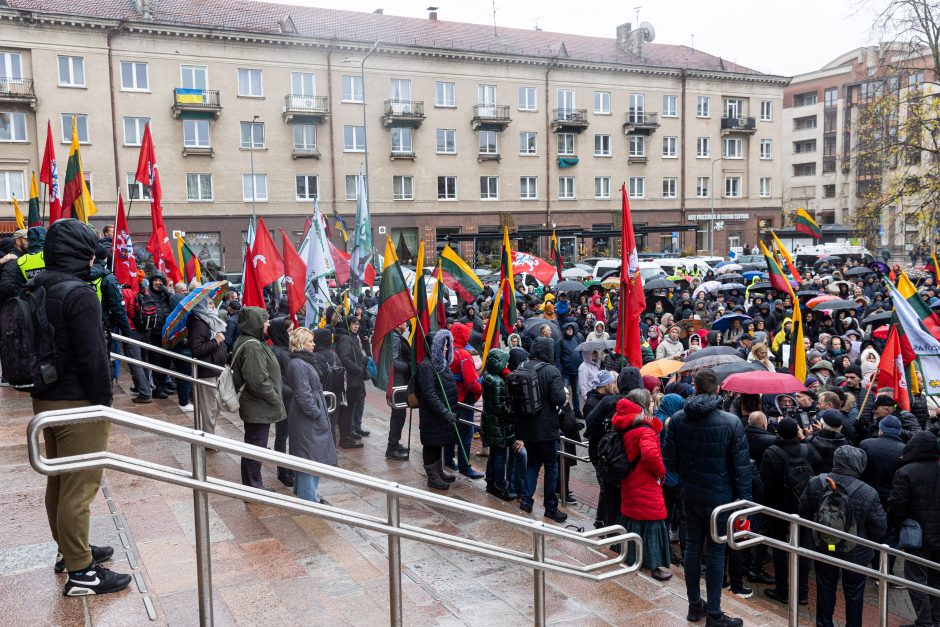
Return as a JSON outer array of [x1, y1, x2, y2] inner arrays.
[[806, 429, 850, 473], [771, 317, 793, 354], [663, 394, 752, 507], [760, 438, 824, 511], [416, 330, 458, 447], [334, 320, 366, 393], [187, 307, 229, 379], [310, 328, 345, 405], [146, 272, 171, 334], [555, 322, 583, 375], [655, 334, 684, 360], [481, 349, 515, 448], [30, 219, 112, 406], [232, 307, 286, 424], [286, 351, 337, 467], [584, 366, 643, 460], [888, 431, 940, 550], [514, 337, 566, 443], [449, 322, 481, 403], [267, 318, 294, 409], [859, 432, 905, 505], [613, 407, 667, 521], [799, 445, 887, 564]]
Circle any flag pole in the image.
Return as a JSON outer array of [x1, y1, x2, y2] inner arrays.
[[110, 187, 120, 273]]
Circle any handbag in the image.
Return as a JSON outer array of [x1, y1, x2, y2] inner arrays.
[[899, 518, 924, 549], [217, 339, 259, 413], [406, 374, 420, 408]]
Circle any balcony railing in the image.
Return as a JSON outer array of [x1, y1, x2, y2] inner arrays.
[[390, 149, 416, 160], [292, 145, 320, 159], [0, 78, 37, 109], [172, 89, 222, 118], [551, 108, 589, 131], [382, 99, 425, 127], [623, 111, 660, 135], [471, 104, 511, 129], [283, 94, 329, 122], [720, 116, 757, 134]]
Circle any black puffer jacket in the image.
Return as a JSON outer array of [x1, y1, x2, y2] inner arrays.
[[31, 219, 112, 406], [745, 425, 777, 467], [806, 429, 850, 473], [760, 439, 824, 511], [268, 318, 294, 410], [334, 324, 366, 393], [514, 337, 566, 444], [663, 394, 752, 507], [391, 329, 412, 386], [146, 273, 171, 334], [888, 431, 940, 550], [416, 330, 458, 447], [859, 434, 905, 505], [584, 367, 642, 461]]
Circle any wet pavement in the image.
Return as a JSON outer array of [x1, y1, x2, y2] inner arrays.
[[0, 379, 918, 625]]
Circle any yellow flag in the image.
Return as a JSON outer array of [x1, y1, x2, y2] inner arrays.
[[409, 240, 425, 345], [12, 196, 24, 230], [480, 279, 503, 370]]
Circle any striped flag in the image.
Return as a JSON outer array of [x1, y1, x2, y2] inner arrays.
[[440, 244, 484, 303], [759, 240, 791, 293], [176, 236, 202, 283], [498, 227, 517, 332], [372, 236, 418, 395], [794, 208, 822, 239], [770, 230, 802, 284], [878, 325, 911, 411], [27, 172, 41, 227], [61, 115, 97, 222], [410, 240, 431, 363], [550, 230, 564, 281]]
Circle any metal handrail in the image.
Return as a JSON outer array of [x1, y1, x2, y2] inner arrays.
[[710, 500, 940, 627], [28, 406, 641, 626], [112, 333, 225, 373]]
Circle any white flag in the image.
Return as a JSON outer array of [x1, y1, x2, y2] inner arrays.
[[304, 199, 335, 327], [887, 280, 940, 395]]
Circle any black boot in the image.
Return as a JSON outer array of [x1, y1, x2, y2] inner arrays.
[[385, 445, 408, 460], [425, 464, 449, 490], [435, 459, 456, 483], [277, 468, 295, 488]]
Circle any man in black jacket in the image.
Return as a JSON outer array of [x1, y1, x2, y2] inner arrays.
[[335, 315, 368, 447], [744, 411, 776, 467], [806, 410, 849, 473], [31, 219, 131, 596], [516, 337, 567, 523], [145, 273, 173, 398], [664, 368, 750, 627], [386, 321, 412, 460], [889, 431, 940, 627]]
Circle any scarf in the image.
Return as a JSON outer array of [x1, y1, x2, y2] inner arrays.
[[290, 349, 319, 370], [192, 298, 226, 335]]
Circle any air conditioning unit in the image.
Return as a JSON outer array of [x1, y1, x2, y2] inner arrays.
[[738, 117, 748, 126]]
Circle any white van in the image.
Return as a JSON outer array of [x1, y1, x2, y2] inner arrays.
[[653, 258, 712, 277]]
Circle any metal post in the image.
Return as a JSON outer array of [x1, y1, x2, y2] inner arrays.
[[877, 547, 889, 627], [387, 492, 403, 627], [191, 440, 214, 626], [788, 518, 799, 626], [557, 444, 567, 510], [191, 362, 201, 431], [360, 42, 379, 203], [709, 157, 722, 253], [533, 532, 546, 627]]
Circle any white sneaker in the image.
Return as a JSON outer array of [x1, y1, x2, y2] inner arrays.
[[179, 403, 195, 412]]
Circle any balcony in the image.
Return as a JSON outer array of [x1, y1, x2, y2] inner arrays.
[[382, 100, 425, 128], [390, 149, 415, 160], [282, 94, 329, 123], [172, 89, 221, 119], [471, 104, 511, 130], [720, 116, 757, 135], [551, 109, 589, 133], [182, 145, 214, 157], [292, 146, 320, 159], [622, 112, 659, 135], [478, 152, 501, 163], [627, 155, 648, 164], [0, 78, 37, 110]]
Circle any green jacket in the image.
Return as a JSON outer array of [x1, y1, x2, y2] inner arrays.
[[481, 349, 515, 448], [232, 307, 286, 424]]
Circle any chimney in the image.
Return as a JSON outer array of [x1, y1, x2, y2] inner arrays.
[[135, 0, 152, 18], [427, 6, 438, 20], [616, 22, 644, 57], [373, 8, 383, 14]]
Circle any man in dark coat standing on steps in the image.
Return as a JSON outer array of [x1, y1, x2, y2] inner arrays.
[[386, 321, 412, 460]]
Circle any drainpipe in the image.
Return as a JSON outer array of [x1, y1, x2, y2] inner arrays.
[[106, 20, 127, 214], [326, 42, 337, 218], [679, 69, 687, 251], [544, 59, 558, 230]]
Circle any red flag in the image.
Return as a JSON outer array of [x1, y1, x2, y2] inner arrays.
[[241, 237, 265, 309], [511, 250, 558, 285], [250, 217, 284, 287], [280, 228, 307, 324], [330, 240, 351, 285], [112, 195, 134, 286], [135, 123, 181, 283], [40, 120, 62, 224], [615, 184, 646, 367], [877, 325, 910, 412]]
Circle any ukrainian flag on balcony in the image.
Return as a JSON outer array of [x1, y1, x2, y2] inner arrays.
[[176, 88, 205, 104]]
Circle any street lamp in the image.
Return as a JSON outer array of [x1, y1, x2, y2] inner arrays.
[[343, 41, 380, 203], [709, 157, 722, 252], [249, 114, 259, 229]]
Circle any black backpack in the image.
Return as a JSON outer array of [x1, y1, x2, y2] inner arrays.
[[596, 423, 648, 486], [813, 476, 863, 553], [313, 355, 347, 409], [506, 361, 546, 418], [134, 291, 159, 331], [0, 280, 82, 392], [782, 444, 815, 508]]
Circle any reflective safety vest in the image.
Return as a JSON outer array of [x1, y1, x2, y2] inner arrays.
[[17, 251, 45, 280], [89, 277, 104, 302]]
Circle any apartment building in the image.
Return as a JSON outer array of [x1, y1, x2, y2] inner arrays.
[[0, 0, 788, 270]]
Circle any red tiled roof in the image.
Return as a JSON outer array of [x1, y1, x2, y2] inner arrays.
[[4, 0, 771, 76]]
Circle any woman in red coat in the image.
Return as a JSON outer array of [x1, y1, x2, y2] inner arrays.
[[612, 396, 672, 581]]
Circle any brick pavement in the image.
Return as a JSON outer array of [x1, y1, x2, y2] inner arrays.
[[0, 379, 917, 625]]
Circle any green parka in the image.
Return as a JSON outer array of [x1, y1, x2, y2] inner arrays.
[[232, 306, 286, 424], [481, 349, 515, 448]]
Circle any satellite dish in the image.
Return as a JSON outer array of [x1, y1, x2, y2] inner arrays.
[[639, 21, 656, 42]]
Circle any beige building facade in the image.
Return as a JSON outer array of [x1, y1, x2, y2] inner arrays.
[[0, 0, 788, 270]]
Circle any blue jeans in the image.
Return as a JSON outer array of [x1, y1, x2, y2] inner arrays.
[[508, 445, 527, 494], [683, 501, 727, 616], [522, 440, 559, 512], [814, 561, 866, 627], [486, 446, 509, 490], [172, 348, 193, 407], [294, 472, 321, 503]]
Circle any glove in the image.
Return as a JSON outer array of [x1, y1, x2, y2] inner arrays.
[[444, 412, 458, 424]]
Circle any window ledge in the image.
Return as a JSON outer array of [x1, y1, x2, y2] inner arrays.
[[183, 147, 214, 157], [236, 94, 266, 99], [239, 147, 268, 152]]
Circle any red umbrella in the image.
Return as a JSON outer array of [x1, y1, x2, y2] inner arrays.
[[872, 324, 889, 340], [806, 294, 840, 308], [721, 371, 807, 394]]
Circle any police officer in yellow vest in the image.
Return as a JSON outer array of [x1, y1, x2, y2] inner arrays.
[[0, 226, 46, 301]]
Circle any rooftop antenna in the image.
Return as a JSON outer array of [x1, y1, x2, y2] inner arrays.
[[690, 33, 695, 48], [633, 5, 641, 26], [491, 0, 498, 36], [533, 16, 542, 31]]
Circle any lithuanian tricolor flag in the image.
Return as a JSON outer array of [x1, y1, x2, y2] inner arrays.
[[27, 172, 41, 228], [410, 240, 430, 363], [550, 230, 564, 281], [440, 244, 483, 303], [770, 230, 802, 284], [758, 240, 791, 294], [427, 262, 448, 331], [498, 226, 517, 331], [897, 272, 940, 340], [372, 236, 417, 395], [176, 236, 202, 284], [61, 115, 97, 223], [480, 279, 503, 370], [794, 208, 821, 239]]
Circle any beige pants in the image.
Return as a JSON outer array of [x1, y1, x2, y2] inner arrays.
[[194, 377, 221, 434]]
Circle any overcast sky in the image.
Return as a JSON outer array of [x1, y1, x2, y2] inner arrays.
[[263, 0, 883, 77]]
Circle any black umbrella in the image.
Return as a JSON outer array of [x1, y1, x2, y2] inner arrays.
[[684, 346, 740, 362], [522, 317, 561, 339], [720, 273, 744, 282], [845, 266, 873, 277], [712, 361, 763, 381], [644, 278, 679, 291], [645, 297, 675, 314], [815, 256, 842, 265], [555, 280, 586, 292], [749, 281, 772, 291], [861, 311, 892, 326], [810, 298, 860, 311], [797, 289, 821, 297]]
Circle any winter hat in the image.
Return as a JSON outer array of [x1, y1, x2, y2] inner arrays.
[[614, 398, 643, 422], [777, 417, 800, 440], [811, 360, 834, 373], [878, 415, 902, 437], [664, 381, 694, 398], [844, 364, 862, 377], [642, 375, 660, 394], [803, 375, 819, 388], [807, 350, 824, 362], [819, 409, 844, 430], [874, 396, 897, 408], [592, 370, 617, 389]]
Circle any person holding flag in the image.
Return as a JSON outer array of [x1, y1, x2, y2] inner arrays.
[[615, 184, 645, 368]]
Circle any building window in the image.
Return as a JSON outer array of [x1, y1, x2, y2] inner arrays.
[[662, 177, 677, 198], [291, 72, 315, 96], [793, 91, 818, 106], [0, 170, 24, 200], [435, 81, 456, 107], [557, 89, 576, 114], [343, 125, 365, 151], [0, 112, 27, 142], [120, 61, 148, 91], [823, 184, 836, 198], [242, 174, 267, 201], [0, 52, 23, 80], [60, 114, 89, 143], [180, 65, 207, 90], [722, 137, 742, 159], [391, 127, 413, 154], [392, 175, 414, 201], [183, 119, 210, 148], [628, 135, 645, 157], [557, 133, 575, 156], [696, 176, 710, 198], [518, 86, 537, 111], [662, 136, 678, 158], [480, 176, 499, 200], [696, 96, 710, 118], [696, 136, 710, 158], [58, 55, 85, 87], [122, 117, 149, 146], [594, 134, 611, 157], [519, 131, 537, 155], [628, 93, 645, 123], [436, 129, 456, 154], [724, 98, 743, 118], [628, 177, 645, 199], [240, 121, 265, 149], [293, 124, 317, 150], [126, 173, 151, 201], [793, 116, 817, 130], [296, 175, 319, 200], [345, 175, 358, 200], [760, 100, 773, 121], [520, 176, 538, 200], [478, 130, 498, 155], [794, 139, 817, 153], [824, 88, 838, 107], [558, 176, 575, 200], [793, 163, 817, 176], [594, 91, 611, 114], [724, 176, 741, 198], [186, 173, 213, 201], [594, 176, 611, 199], [759, 139, 772, 160], [759, 177, 772, 198], [662, 95, 678, 118], [438, 176, 457, 200], [342, 75, 363, 102]]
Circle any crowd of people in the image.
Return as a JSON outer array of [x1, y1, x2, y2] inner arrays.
[[4, 219, 940, 627]]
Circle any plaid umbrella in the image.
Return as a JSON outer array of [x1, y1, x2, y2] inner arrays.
[[162, 280, 229, 347]]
